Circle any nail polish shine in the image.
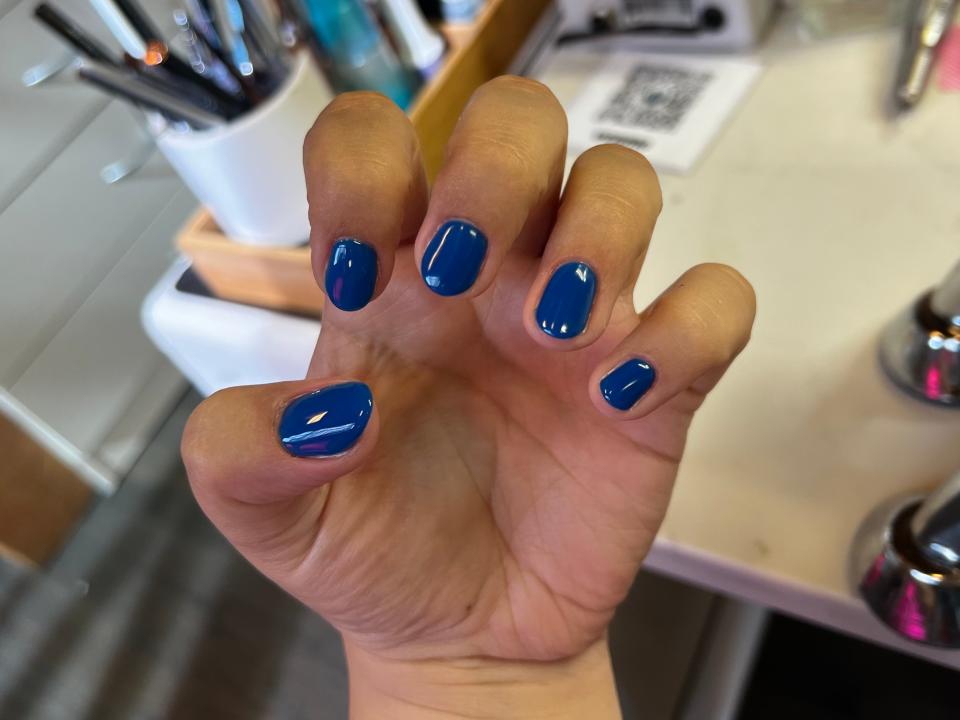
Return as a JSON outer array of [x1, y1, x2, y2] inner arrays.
[[420, 220, 487, 296], [325, 239, 378, 311], [600, 359, 656, 410], [536, 262, 597, 339], [279, 382, 373, 457]]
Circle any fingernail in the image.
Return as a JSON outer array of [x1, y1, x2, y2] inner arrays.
[[279, 382, 373, 457], [535, 262, 597, 339], [325, 238, 378, 311], [420, 220, 487, 296], [600, 359, 656, 411]]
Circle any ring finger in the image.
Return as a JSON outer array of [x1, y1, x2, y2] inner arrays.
[[523, 143, 663, 350]]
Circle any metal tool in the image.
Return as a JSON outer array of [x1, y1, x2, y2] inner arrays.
[[21, 51, 80, 88], [77, 61, 226, 129], [35, 3, 118, 64], [850, 471, 960, 647], [892, 0, 959, 115], [879, 259, 960, 407]]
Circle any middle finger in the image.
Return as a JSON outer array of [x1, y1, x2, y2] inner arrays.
[[415, 76, 568, 298]]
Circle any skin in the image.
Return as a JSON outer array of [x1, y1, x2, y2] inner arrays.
[[182, 77, 756, 719]]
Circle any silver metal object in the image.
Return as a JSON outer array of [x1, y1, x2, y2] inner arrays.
[[892, 0, 959, 115], [878, 259, 960, 406], [21, 51, 79, 88], [77, 61, 226, 130], [910, 472, 960, 569], [99, 139, 155, 184], [850, 472, 960, 647]]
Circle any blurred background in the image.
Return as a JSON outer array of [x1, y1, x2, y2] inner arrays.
[[1, 0, 960, 717]]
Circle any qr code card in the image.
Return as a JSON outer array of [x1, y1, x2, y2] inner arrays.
[[564, 52, 761, 173]]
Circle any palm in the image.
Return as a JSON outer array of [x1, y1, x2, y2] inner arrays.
[[290, 248, 700, 662]]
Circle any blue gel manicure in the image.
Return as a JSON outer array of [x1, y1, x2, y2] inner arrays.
[[420, 220, 487, 296], [279, 382, 373, 457], [600, 359, 656, 411], [535, 262, 597, 339], [325, 238, 378, 311]]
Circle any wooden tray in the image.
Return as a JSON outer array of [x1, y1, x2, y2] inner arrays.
[[177, 0, 553, 317]]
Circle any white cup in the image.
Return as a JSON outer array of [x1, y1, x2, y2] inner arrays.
[[155, 53, 332, 247]]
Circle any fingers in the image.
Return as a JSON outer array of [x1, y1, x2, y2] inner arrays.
[[305, 92, 428, 312], [416, 76, 568, 297], [589, 264, 756, 419], [523, 144, 662, 350], [182, 379, 379, 524]]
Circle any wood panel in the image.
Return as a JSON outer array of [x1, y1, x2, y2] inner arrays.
[[408, 0, 553, 180], [177, 213, 325, 317], [0, 411, 92, 566]]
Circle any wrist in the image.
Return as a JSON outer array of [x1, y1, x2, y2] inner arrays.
[[344, 638, 621, 720]]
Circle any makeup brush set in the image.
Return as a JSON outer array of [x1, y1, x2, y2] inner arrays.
[[33, 0, 300, 129], [28, 0, 492, 244], [32, 0, 486, 129]]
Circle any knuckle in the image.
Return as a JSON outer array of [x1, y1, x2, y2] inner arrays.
[[324, 90, 401, 120], [575, 144, 663, 217], [305, 92, 411, 167], [582, 143, 657, 179], [684, 263, 757, 360], [484, 75, 559, 104], [656, 264, 756, 367], [180, 388, 238, 494], [579, 188, 643, 226], [696, 263, 757, 314], [583, 142, 649, 166], [468, 75, 568, 139], [445, 76, 567, 200], [449, 131, 551, 203], [460, 126, 535, 169]]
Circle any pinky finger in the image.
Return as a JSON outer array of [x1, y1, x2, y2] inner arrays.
[[588, 263, 756, 420]]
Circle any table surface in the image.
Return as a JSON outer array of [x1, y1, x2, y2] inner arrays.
[[536, 28, 960, 667], [146, 27, 960, 668]]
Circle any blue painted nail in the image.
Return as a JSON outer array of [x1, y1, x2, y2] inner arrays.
[[535, 262, 597, 339], [279, 382, 373, 457], [420, 220, 487, 296], [325, 238, 378, 311], [600, 359, 656, 411]]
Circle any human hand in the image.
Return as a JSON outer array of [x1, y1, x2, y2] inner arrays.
[[182, 77, 755, 718]]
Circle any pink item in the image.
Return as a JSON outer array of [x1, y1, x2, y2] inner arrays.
[[939, 25, 960, 91]]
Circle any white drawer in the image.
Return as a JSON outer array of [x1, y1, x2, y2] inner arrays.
[[10, 186, 196, 461], [0, 102, 186, 386], [0, 0, 21, 21], [0, 0, 127, 209]]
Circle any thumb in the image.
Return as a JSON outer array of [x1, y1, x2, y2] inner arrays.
[[181, 379, 379, 556]]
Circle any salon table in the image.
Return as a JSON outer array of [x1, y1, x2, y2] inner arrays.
[[144, 28, 960, 672]]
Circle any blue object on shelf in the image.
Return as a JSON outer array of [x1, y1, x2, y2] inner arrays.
[[301, 0, 415, 108]]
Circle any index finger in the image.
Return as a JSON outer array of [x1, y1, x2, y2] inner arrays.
[[305, 92, 428, 312]]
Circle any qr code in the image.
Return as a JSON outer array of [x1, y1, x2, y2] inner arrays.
[[598, 64, 712, 133]]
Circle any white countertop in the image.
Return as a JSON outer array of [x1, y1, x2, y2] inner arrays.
[[146, 28, 960, 668], [572, 30, 960, 667]]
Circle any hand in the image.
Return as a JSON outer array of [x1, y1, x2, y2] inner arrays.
[[182, 77, 755, 718]]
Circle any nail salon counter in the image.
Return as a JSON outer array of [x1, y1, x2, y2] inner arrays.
[[144, 30, 960, 670]]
